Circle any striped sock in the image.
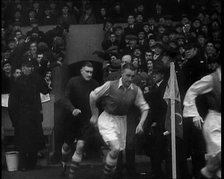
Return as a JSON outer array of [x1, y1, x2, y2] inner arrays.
[[68, 151, 82, 179], [103, 152, 117, 176], [61, 147, 71, 163], [68, 160, 79, 179], [61, 146, 71, 174]]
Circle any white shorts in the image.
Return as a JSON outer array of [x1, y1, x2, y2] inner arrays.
[[98, 111, 127, 151], [203, 110, 221, 156]]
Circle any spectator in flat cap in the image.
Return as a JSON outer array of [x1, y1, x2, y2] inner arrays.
[[181, 42, 208, 92], [1, 58, 13, 94], [151, 42, 164, 61], [103, 54, 122, 82], [148, 36, 157, 49], [26, 26, 45, 43], [143, 59, 170, 179], [121, 34, 138, 55]]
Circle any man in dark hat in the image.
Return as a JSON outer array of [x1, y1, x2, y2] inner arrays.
[[121, 34, 138, 55], [182, 42, 207, 91], [8, 57, 51, 171], [144, 60, 170, 179], [182, 42, 208, 179], [1, 58, 12, 94], [152, 42, 164, 61]]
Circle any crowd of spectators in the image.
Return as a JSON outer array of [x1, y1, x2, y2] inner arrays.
[[97, 0, 221, 95], [1, 0, 221, 178]]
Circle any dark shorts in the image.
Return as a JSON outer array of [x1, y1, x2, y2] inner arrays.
[[63, 114, 95, 145]]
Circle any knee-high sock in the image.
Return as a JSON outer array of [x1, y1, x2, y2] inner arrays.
[[68, 151, 83, 178], [61, 146, 71, 164], [104, 151, 118, 176]]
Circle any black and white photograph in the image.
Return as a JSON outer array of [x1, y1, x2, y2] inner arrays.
[[1, 0, 221, 179]]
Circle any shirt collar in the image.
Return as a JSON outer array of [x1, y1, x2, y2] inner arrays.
[[118, 78, 134, 90], [156, 79, 163, 87]]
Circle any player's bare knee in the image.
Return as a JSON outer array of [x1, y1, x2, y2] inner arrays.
[[76, 140, 85, 153], [62, 143, 70, 152], [110, 145, 120, 157]]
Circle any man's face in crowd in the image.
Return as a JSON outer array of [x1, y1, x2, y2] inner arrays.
[[62, 6, 69, 14], [145, 51, 153, 61], [121, 55, 132, 67], [22, 65, 32, 76], [30, 42, 37, 53], [110, 34, 116, 42], [197, 36, 206, 46], [2, 63, 11, 73], [127, 15, 135, 25], [147, 60, 153, 70], [100, 8, 106, 16], [13, 68, 22, 79], [133, 48, 141, 57], [148, 39, 156, 47], [15, 31, 22, 39], [115, 28, 122, 36], [81, 66, 93, 81], [8, 41, 16, 50], [138, 32, 145, 40], [205, 42, 215, 54], [192, 20, 201, 28], [121, 68, 135, 88], [129, 39, 137, 48], [132, 58, 139, 68], [136, 14, 143, 23], [153, 47, 162, 55], [153, 72, 163, 83], [184, 47, 197, 59], [143, 25, 150, 32], [37, 54, 44, 63], [45, 71, 52, 81]]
